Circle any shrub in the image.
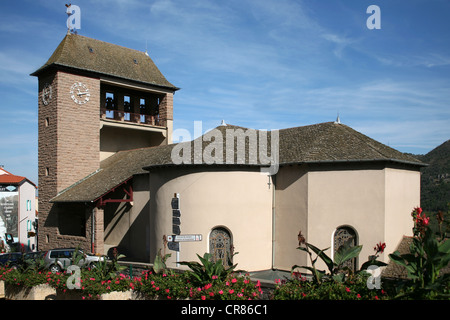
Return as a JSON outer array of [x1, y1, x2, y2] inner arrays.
[[272, 272, 388, 300], [389, 207, 450, 299]]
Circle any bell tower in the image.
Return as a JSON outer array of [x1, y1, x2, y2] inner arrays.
[[32, 32, 178, 251]]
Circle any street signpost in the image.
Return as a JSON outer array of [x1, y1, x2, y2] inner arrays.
[[167, 234, 202, 242]]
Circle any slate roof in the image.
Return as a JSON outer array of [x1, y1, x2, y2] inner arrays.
[[31, 32, 178, 90], [51, 122, 425, 203]]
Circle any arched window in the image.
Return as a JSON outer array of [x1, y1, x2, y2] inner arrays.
[[333, 226, 358, 272], [209, 227, 233, 267]]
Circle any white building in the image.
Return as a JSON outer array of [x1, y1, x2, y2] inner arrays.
[[0, 167, 37, 252]]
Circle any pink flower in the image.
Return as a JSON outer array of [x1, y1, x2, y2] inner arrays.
[[229, 289, 234, 294], [357, 294, 361, 298], [201, 296, 206, 300], [231, 278, 237, 283], [219, 290, 223, 295], [345, 287, 351, 293]]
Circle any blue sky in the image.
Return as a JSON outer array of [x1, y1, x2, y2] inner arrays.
[[0, 0, 449, 185]]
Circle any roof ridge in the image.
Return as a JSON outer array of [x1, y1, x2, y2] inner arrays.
[[338, 124, 410, 160]]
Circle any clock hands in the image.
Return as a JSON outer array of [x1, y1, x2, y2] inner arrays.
[[76, 88, 90, 96]]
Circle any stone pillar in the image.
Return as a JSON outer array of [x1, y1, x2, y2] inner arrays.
[[159, 93, 173, 144], [93, 207, 104, 255]]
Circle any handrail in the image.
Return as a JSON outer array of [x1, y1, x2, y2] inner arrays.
[[100, 108, 166, 127]]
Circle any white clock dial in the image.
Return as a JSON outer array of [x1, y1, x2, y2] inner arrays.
[[70, 82, 90, 104], [42, 83, 52, 105]]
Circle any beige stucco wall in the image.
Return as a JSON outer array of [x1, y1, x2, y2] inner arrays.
[[274, 163, 421, 273], [274, 165, 308, 271], [384, 167, 420, 255], [307, 166, 386, 270], [149, 167, 273, 272]]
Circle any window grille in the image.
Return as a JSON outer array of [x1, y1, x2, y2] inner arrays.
[[334, 226, 357, 272], [209, 228, 232, 267]]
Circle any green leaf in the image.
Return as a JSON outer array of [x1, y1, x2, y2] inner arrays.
[[360, 259, 388, 271], [306, 243, 334, 271], [334, 245, 362, 267], [389, 251, 408, 267], [438, 239, 450, 254]]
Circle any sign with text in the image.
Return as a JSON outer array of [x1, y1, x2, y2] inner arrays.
[[0, 185, 18, 238], [167, 234, 202, 242]]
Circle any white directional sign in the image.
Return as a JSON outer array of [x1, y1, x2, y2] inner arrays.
[[167, 234, 202, 242]]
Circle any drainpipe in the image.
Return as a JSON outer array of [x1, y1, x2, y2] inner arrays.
[[271, 174, 276, 270], [92, 206, 95, 254]]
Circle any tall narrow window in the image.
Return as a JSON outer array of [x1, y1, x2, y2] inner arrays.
[[139, 98, 148, 123], [123, 95, 132, 121], [334, 226, 358, 272], [209, 227, 233, 267], [105, 92, 116, 119]]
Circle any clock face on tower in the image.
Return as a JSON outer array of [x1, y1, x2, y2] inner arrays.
[[70, 82, 90, 104], [42, 83, 52, 105]]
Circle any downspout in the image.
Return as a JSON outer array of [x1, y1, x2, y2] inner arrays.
[[271, 174, 276, 270], [92, 206, 95, 254]]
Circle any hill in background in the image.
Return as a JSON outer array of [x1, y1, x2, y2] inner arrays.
[[417, 139, 450, 213]]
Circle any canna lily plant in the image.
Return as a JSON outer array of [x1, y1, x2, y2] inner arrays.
[[293, 231, 363, 284], [389, 207, 450, 299]]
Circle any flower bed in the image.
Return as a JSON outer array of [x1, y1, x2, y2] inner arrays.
[[0, 267, 57, 300], [48, 270, 135, 300], [1, 206, 448, 301], [272, 273, 388, 300], [132, 270, 263, 300]]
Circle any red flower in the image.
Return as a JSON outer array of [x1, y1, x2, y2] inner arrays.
[[374, 242, 386, 254]]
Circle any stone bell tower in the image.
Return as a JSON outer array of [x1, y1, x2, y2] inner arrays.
[[31, 32, 178, 252]]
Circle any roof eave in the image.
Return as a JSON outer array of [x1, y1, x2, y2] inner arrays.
[[279, 158, 427, 167], [31, 63, 180, 91]]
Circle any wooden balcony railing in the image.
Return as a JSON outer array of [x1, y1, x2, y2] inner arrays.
[[100, 108, 166, 127]]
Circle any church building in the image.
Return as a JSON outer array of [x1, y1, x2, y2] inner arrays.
[[32, 32, 425, 274]]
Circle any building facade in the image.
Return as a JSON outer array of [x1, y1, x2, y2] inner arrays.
[[32, 32, 177, 253], [0, 167, 37, 252], [33, 32, 425, 273]]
